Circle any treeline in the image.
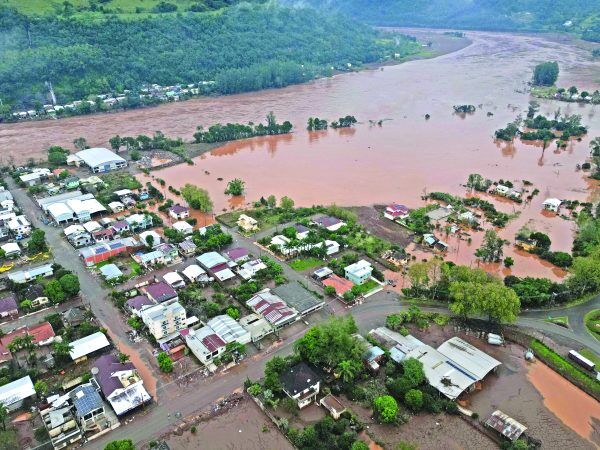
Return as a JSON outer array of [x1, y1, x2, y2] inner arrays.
[[285, 0, 600, 40], [193, 112, 292, 143], [0, 5, 419, 109], [495, 112, 588, 142]]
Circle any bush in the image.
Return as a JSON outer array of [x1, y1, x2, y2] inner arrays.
[[157, 352, 173, 373], [373, 395, 398, 423], [404, 389, 423, 411]]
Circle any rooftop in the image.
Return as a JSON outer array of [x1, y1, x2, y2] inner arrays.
[[100, 264, 123, 280], [70, 383, 103, 417], [436, 337, 501, 381], [0, 293, 18, 314], [197, 251, 228, 269], [280, 362, 321, 396], [69, 332, 110, 360], [272, 282, 324, 315], [206, 315, 250, 344], [322, 274, 354, 296], [345, 259, 373, 278], [75, 147, 126, 168], [246, 289, 297, 327], [0, 376, 35, 407], [224, 247, 249, 261], [144, 282, 177, 303], [125, 295, 154, 312]]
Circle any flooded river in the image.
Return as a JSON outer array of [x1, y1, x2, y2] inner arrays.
[[2, 30, 599, 278]]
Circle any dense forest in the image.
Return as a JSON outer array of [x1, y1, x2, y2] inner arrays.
[[285, 0, 600, 41], [0, 3, 419, 109]]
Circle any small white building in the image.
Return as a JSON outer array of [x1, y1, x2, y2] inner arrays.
[[108, 201, 125, 213], [344, 260, 373, 285], [181, 264, 210, 283], [172, 221, 193, 235], [69, 332, 111, 363], [1, 242, 21, 257], [139, 230, 162, 247], [75, 148, 127, 173], [0, 376, 36, 412], [7, 215, 31, 236], [163, 271, 186, 289], [543, 198, 562, 212]]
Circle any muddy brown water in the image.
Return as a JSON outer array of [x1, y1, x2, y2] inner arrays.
[[2, 30, 599, 279]]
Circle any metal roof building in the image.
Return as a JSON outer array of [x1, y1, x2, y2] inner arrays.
[[0, 375, 36, 411], [75, 148, 127, 173], [273, 282, 325, 316], [437, 337, 501, 381], [69, 332, 111, 361], [207, 315, 251, 345], [246, 289, 298, 329], [485, 410, 527, 441]]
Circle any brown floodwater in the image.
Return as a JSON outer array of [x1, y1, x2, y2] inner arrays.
[[527, 360, 600, 446], [2, 30, 598, 278]]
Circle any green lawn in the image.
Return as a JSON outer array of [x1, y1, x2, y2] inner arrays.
[[289, 258, 323, 271], [129, 261, 143, 277], [579, 348, 600, 367], [352, 279, 380, 296], [584, 309, 600, 341], [544, 316, 569, 328]]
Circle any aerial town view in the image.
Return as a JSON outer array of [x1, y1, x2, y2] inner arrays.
[[0, 1, 600, 450]]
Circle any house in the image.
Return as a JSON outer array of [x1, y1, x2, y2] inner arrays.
[[92, 228, 116, 243], [172, 221, 193, 235], [64, 224, 86, 239], [93, 354, 152, 416], [236, 259, 268, 280], [181, 264, 210, 284], [99, 217, 114, 228], [163, 272, 186, 289], [8, 263, 54, 283], [270, 235, 323, 257], [246, 289, 298, 329], [355, 334, 385, 371], [0, 376, 36, 412], [137, 243, 180, 268], [40, 401, 83, 449], [68, 383, 106, 431], [384, 204, 410, 221], [0, 322, 56, 366], [79, 238, 139, 267], [74, 147, 127, 173], [125, 213, 153, 232], [168, 204, 189, 220], [84, 221, 103, 233], [0, 293, 18, 318], [224, 247, 249, 264], [197, 252, 236, 282], [69, 332, 111, 362], [100, 264, 123, 281], [273, 282, 325, 317], [1, 242, 21, 257], [19, 169, 51, 186], [280, 362, 321, 409], [139, 230, 162, 247], [236, 214, 259, 232], [494, 184, 510, 196], [344, 260, 373, 285], [312, 216, 346, 232], [125, 295, 155, 317], [485, 410, 528, 442], [8, 215, 31, 237], [293, 224, 310, 240], [141, 302, 187, 342], [543, 198, 562, 212], [64, 176, 80, 190], [322, 274, 354, 297], [143, 282, 178, 304], [111, 220, 130, 235], [320, 394, 346, 420], [313, 267, 333, 280], [423, 234, 448, 252], [108, 201, 125, 213], [68, 231, 93, 248], [178, 239, 197, 256], [62, 307, 87, 327], [324, 240, 340, 255], [458, 211, 477, 225], [239, 314, 273, 342], [21, 284, 49, 309]]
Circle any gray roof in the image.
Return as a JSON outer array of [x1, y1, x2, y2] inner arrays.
[[272, 282, 324, 315], [76, 147, 126, 168], [0, 376, 35, 407], [100, 263, 123, 280], [70, 383, 103, 416]]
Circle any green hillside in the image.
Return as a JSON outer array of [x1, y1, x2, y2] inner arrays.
[[0, 3, 420, 110], [285, 0, 600, 41]]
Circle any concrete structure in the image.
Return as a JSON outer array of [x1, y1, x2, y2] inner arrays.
[[239, 314, 273, 342], [322, 274, 354, 297], [280, 362, 321, 409], [0, 376, 36, 411], [69, 332, 111, 362], [108, 201, 125, 213], [178, 239, 197, 256], [344, 260, 373, 285], [320, 394, 346, 420], [69, 383, 106, 431], [223, 247, 249, 264], [236, 214, 258, 232], [141, 302, 187, 342], [75, 148, 127, 173], [93, 354, 152, 416], [40, 402, 83, 449], [7, 215, 31, 236]]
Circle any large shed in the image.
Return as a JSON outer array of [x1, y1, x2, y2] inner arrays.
[[75, 148, 127, 173]]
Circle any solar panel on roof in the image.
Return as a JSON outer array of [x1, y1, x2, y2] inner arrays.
[[94, 247, 107, 254], [109, 242, 123, 250]]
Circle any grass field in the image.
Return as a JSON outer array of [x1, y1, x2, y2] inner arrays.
[[289, 257, 323, 271], [352, 279, 379, 296], [579, 348, 600, 367], [584, 309, 600, 341], [544, 315, 569, 328], [4, 0, 207, 16]]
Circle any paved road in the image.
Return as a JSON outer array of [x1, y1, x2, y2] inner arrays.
[[7, 179, 600, 448]]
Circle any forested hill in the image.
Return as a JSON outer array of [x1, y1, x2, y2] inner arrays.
[[284, 0, 600, 41], [0, 3, 419, 109]]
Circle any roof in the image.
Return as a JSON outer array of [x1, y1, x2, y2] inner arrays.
[[322, 274, 354, 296], [196, 251, 228, 269], [22, 283, 45, 301], [70, 383, 103, 416], [93, 354, 135, 397], [181, 264, 207, 281], [144, 282, 177, 303], [485, 410, 527, 441], [280, 362, 321, 396], [125, 295, 154, 312], [75, 147, 126, 168], [207, 315, 250, 344], [139, 249, 164, 263], [224, 247, 249, 261], [142, 302, 186, 323], [313, 267, 333, 278], [1, 242, 20, 254], [28, 322, 55, 342], [169, 204, 189, 214], [69, 332, 111, 360], [163, 272, 184, 286], [0, 293, 18, 314], [543, 198, 562, 207], [320, 393, 346, 414], [64, 224, 86, 236], [345, 260, 373, 278], [315, 216, 342, 228], [8, 263, 53, 283], [47, 202, 73, 219], [178, 240, 197, 253], [436, 337, 501, 380], [114, 189, 133, 197], [100, 263, 123, 280], [293, 223, 310, 233], [272, 282, 324, 315], [0, 376, 35, 407], [246, 290, 298, 327]]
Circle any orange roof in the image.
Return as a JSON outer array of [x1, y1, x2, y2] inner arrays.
[[0, 322, 55, 362], [323, 274, 354, 296], [28, 322, 55, 343]]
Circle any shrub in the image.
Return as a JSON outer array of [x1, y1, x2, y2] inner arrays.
[[404, 389, 423, 411], [373, 395, 398, 423]]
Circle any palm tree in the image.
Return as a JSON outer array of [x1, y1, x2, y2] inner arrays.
[[336, 360, 357, 383], [118, 352, 130, 363], [53, 340, 73, 360]]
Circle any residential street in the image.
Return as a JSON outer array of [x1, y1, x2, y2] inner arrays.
[[6, 177, 600, 449]]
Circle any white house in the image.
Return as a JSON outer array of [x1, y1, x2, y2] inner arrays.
[[181, 264, 210, 283], [108, 201, 125, 213], [139, 230, 162, 247], [163, 271, 186, 289], [280, 362, 321, 409], [0, 376, 36, 412], [7, 215, 31, 236], [1, 242, 21, 257], [344, 260, 373, 285], [543, 198, 562, 212], [172, 221, 193, 235]]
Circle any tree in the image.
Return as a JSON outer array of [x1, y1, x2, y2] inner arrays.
[[267, 195, 277, 208], [34, 380, 48, 397], [104, 440, 135, 450], [450, 280, 520, 323], [53, 340, 73, 359], [45, 280, 66, 304], [109, 135, 122, 152], [504, 257, 514, 268], [157, 352, 173, 373], [568, 85, 578, 96], [0, 404, 7, 431], [73, 137, 88, 150], [336, 359, 358, 383], [280, 196, 295, 212], [532, 61, 559, 86], [476, 230, 505, 262], [118, 352, 130, 363], [404, 389, 423, 411], [402, 358, 425, 387], [373, 395, 398, 423], [590, 137, 600, 157], [529, 231, 551, 250], [59, 274, 80, 297], [324, 285, 336, 296], [181, 183, 213, 212], [351, 441, 369, 450], [226, 307, 240, 319], [225, 178, 245, 196], [27, 229, 47, 254]]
